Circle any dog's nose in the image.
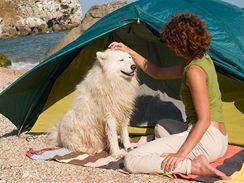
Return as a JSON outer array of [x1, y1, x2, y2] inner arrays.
[[131, 64, 136, 71]]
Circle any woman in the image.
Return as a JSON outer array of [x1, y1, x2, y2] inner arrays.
[[109, 13, 229, 180]]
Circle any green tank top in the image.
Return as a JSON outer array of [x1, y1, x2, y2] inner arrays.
[[180, 54, 225, 124]]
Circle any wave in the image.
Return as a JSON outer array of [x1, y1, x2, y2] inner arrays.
[[9, 62, 39, 71]]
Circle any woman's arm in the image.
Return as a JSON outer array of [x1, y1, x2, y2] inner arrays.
[[108, 42, 184, 80], [161, 65, 211, 172], [177, 65, 210, 156]]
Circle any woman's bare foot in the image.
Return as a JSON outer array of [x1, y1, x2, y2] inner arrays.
[[191, 155, 231, 180]]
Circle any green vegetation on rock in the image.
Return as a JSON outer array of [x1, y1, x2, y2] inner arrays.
[[0, 53, 11, 67]]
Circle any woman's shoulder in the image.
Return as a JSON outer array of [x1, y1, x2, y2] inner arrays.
[[185, 55, 210, 73], [188, 54, 213, 69]]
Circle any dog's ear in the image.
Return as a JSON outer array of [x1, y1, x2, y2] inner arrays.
[[96, 51, 107, 61]]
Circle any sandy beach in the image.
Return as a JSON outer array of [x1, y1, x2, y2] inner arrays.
[[0, 67, 193, 182]]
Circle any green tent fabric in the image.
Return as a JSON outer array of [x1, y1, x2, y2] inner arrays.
[[0, 0, 244, 142]]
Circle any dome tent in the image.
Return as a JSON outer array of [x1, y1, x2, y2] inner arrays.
[[0, 0, 243, 145]]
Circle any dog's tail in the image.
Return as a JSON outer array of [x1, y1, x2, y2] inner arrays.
[[47, 124, 60, 146]]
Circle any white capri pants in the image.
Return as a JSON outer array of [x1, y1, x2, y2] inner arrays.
[[124, 119, 228, 175]]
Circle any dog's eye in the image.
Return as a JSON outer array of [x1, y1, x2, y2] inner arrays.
[[129, 56, 132, 59], [119, 59, 124, 61]]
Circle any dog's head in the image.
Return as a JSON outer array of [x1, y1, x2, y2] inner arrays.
[[96, 49, 137, 79]]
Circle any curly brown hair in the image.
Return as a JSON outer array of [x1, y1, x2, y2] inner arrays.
[[161, 13, 211, 62]]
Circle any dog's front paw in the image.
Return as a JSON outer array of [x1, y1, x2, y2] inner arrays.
[[124, 142, 133, 152]]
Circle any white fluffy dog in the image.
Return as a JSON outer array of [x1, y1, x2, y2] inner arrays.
[[48, 49, 138, 158]]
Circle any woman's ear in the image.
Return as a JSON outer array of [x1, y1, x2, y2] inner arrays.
[[96, 51, 107, 61]]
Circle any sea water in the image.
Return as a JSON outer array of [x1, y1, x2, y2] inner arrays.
[[0, 31, 68, 70]]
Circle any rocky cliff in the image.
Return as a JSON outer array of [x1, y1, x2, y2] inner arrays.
[[44, 1, 128, 58], [0, 0, 82, 38]]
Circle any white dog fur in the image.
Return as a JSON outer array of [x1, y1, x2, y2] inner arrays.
[[48, 49, 139, 158]]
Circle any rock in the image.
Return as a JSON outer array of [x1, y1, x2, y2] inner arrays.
[[79, 1, 128, 32], [44, 1, 129, 58], [16, 17, 47, 36], [0, 0, 82, 38], [0, 54, 11, 67]]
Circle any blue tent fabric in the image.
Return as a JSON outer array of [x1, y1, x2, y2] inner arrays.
[[0, 0, 243, 133], [50, 0, 244, 80]]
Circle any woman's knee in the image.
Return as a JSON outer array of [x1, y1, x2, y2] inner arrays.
[[155, 123, 170, 138]]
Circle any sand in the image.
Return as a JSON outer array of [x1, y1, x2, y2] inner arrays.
[[0, 67, 193, 183]]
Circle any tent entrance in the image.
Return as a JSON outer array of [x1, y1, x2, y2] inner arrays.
[[31, 22, 186, 134]]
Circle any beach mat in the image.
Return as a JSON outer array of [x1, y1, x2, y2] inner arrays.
[[26, 136, 154, 171], [26, 136, 244, 182]]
